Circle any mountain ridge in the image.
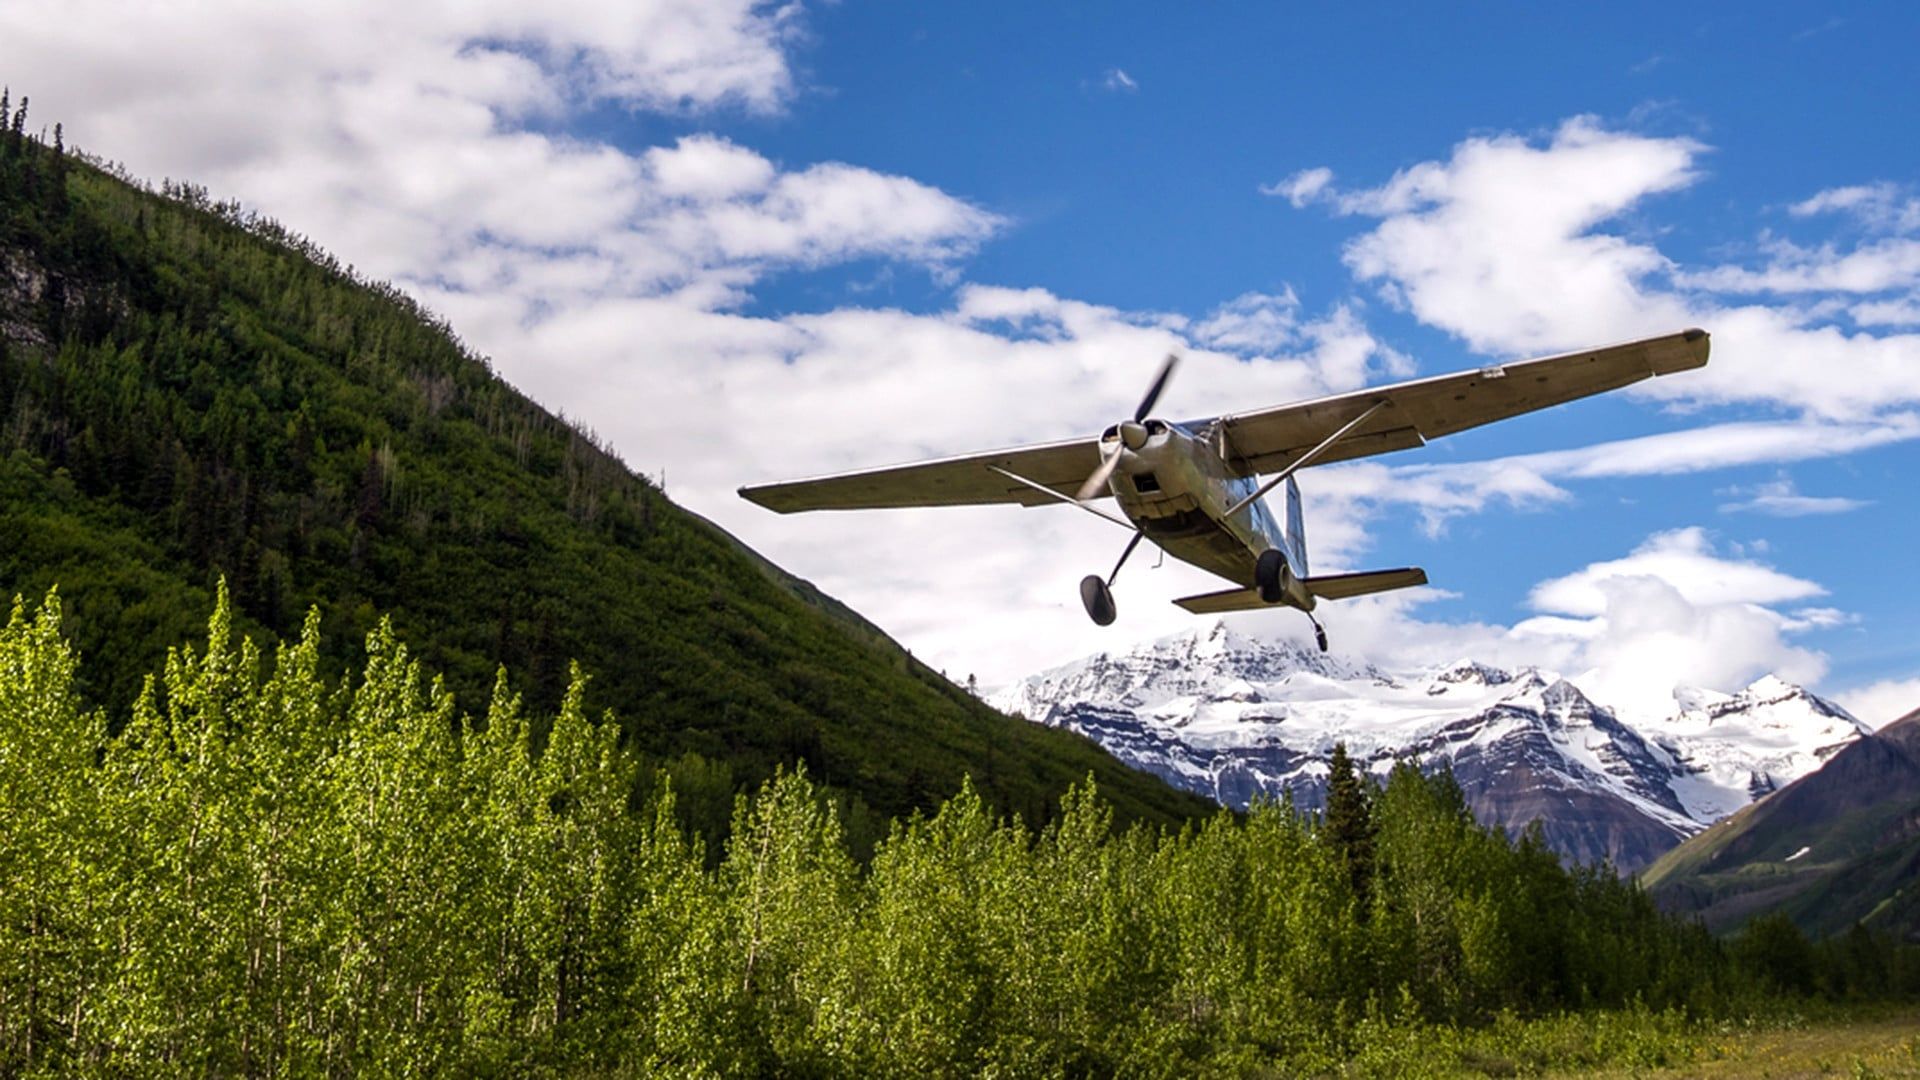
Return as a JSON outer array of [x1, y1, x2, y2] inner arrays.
[[993, 622, 1868, 870], [1640, 707, 1920, 938]]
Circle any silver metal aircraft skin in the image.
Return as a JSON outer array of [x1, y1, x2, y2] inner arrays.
[[740, 328, 1710, 650]]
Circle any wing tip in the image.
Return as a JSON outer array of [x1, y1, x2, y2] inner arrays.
[[1674, 327, 1711, 371], [737, 485, 788, 512], [1645, 327, 1710, 376]]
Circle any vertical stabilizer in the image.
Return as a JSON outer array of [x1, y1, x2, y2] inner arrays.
[[1285, 474, 1308, 578]]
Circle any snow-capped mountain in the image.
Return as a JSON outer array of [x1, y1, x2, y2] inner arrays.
[[992, 623, 1868, 872]]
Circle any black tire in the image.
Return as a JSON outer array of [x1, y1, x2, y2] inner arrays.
[[1080, 574, 1117, 626], [1255, 548, 1286, 604]]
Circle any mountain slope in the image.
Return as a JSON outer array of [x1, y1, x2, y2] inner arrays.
[[0, 127, 1213, 831], [1640, 708, 1920, 938], [996, 623, 1866, 871]]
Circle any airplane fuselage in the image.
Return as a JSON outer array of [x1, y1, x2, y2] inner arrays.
[[1099, 420, 1313, 609]]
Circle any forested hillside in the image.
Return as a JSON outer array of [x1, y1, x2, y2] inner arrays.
[[0, 103, 1211, 833], [7, 591, 1916, 1075]]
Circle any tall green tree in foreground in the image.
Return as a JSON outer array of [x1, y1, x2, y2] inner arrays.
[[1324, 740, 1376, 914], [2, 587, 1916, 1076]]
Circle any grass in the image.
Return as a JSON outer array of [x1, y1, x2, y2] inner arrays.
[[1318, 1006, 1920, 1078], [1543, 1009, 1920, 1079]]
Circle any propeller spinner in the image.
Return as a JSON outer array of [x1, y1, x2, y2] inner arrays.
[[1075, 353, 1180, 501]]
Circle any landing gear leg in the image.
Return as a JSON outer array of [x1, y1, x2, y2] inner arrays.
[[1081, 530, 1145, 626], [1309, 614, 1328, 653]]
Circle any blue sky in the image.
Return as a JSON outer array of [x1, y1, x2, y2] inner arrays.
[[7, 2, 1918, 721]]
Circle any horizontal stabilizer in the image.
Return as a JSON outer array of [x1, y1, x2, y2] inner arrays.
[[1172, 586, 1270, 615], [1304, 567, 1427, 599], [1172, 567, 1428, 615]]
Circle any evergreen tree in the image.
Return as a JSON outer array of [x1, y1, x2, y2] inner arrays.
[[1323, 741, 1376, 913]]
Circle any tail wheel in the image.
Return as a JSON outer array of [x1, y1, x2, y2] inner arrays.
[[1080, 574, 1117, 626], [1255, 549, 1286, 604]]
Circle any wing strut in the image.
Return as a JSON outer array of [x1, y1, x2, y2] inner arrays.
[[1222, 399, 1388, 519], [986, 465, 1137, 531]]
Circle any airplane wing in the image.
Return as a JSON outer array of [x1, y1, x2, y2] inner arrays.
[[739, 436, 1102, 512], [1201, 328, 1709, 477], [740, 328, 1708, 512]]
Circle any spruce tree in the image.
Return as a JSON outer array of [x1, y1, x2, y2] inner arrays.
[[1323, 741, 1376, 913]]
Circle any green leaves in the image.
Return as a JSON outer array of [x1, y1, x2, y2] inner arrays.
[[1, 585, 1913, 1074]]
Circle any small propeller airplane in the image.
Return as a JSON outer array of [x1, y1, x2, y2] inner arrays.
[[740, 328, 1709, 652]]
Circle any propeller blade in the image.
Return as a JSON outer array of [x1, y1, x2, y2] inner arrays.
[[1076, 445, 1123, 501], [1134, 353, 1180, 422], [1077, 354, 1178, 501]]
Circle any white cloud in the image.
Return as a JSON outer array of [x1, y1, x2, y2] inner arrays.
[[1217, 527, 1834, 723], [1718, 475, 1869, 517], [1101, 68, 1139, 93], [1514, 529, 1833, 719], [1680, 236, 1920, 295], [1791, 182, 1920, 234], [1552, 572, 1828, 721], [1283, 119, 1920, 421], [1260, 167, 1334, 208], [1336, 117, 1701, 356], [1310, 413, 1920, 537], [1527, 527, 1824, 617], [1850, 298, 1920, 327], [1192, 290, 1301, 353], [646, 134, 779, 200], [0, 0, 999, 319], [1833, 678, 1920, 730]]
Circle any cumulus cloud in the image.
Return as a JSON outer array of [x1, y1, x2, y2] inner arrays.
[[1834, 678, 1920, 730], [0, 0, 998, 320], [1514, 529, 1831, 718], [1217, 527, 1835, 723], [1527, 527, 1824, 616], [1335, 117, 1702, 355], [1279, 118, 1920, 421]]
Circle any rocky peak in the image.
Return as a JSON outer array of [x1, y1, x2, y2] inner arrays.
[[1433, 659, 1514, 687], [999, 635, 1871, 872]]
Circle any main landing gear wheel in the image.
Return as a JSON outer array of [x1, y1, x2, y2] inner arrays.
[[1312, 619, 1328, 653], [1081, 530, 1143, 626], [1080, 575, 1117, 626], [1255, 548, 1286, 604]]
